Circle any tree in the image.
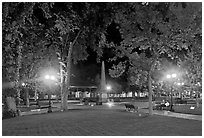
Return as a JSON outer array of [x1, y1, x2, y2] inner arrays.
[[37, 2, 114, 110], [2, 2, 39, 104], [3, 2, 115, 111], [179, 50, 202, 107], [108, 2, 201, 115], [2, 3, 59, 105]]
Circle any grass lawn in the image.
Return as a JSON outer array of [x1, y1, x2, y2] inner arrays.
[[173, 104, 202, 115], [2, 105, 202, 136]]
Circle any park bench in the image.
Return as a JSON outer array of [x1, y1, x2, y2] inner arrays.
[[125, 103, 138, 112], [154, 103, 170, 110], [37, 100, 53, 109]]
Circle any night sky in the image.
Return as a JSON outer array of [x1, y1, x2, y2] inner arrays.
[[72, 21, 124, 86]]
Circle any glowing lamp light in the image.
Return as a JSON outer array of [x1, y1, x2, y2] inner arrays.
[[22, 82, 26, 86], [107, 102, 114, 107], [166, 75, 171, 79], [50, 75, 56, 80], [45, 75, 50, 80], [172, 73, 177, 78], [167, 73, 177, 79], [178, 82, 184, 86], [106, 85, 112, 91]]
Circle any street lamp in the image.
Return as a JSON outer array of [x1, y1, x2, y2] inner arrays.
[[45, 75, 50, 80], [106, 85, 112, 91], [177, 82, 184, 86], [177, 82, 184, 98], [44, 74, 57, 113], [106, 85, 112, 102], [22, 82, 30, 107], [22, 82, 26, 87], [50, 75, 56, 81], [166, 73, 177, 111]]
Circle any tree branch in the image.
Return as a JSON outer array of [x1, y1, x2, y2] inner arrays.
[[71, 29, 83, 47]]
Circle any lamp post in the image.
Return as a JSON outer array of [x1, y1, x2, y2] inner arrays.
[[195, 82, 201, 107], [166, 73, 177, 111], [106, 85, 112, 91], [22, 82, 29, 107], [44, 74, 57, 113], [177, 82, 184, 99], [106, 85, 112, 100]]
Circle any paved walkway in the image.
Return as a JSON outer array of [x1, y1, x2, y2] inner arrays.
[[20, 103, 202, 121], [2, 103, 202, 136], [139, 108, 202, 121], [117, 102, 202, 121]]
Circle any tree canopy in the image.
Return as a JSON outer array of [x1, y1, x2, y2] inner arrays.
[[2, 2, 202, 113], [107, 2, 202, 114]]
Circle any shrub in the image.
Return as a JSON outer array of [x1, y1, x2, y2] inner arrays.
[[3, 109, 17, 119]]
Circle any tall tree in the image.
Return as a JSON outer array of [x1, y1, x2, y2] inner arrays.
[[39, 3, 114, 110], [2, 2, 62, 105], [179, 47, 202, 107], [108, 2, 201, 115], [2, 3, 37, 104]]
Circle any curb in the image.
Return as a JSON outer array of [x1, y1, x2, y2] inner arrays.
[[153, 110, 202, 121]]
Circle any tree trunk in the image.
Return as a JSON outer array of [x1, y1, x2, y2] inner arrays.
[[196, 91, 199, 108], [132, 91, 135, 97], [148, 72, 153, 115], [148, 59, 157, 116], [193, 80, 199, 108], [16, 44, 23, 106], [60, 63, 64, 110], [34, 88, 37, 101], [195, 84, 199, 108], [137, 91, 140, 97], [48, 94, 52, 113], [62, 30, 82, 111], [190, 91, 193, 98], [25, 88, 29, 107], [62, 42, 74, 111]]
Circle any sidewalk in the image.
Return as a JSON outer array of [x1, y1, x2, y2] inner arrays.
[[117, 102, 202, 121], [139, 108, 202, 121], [20, 103, 202, 121], [3, 103, 202, 136]]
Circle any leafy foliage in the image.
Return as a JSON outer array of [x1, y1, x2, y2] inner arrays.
[[109, 2, 201, 86], [2, 2, 201, 112], [107, 2, 201, 114]]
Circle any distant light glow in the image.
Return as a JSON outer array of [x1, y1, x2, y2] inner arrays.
[[45, 75, 50, 79], [106, 85, 112, 91], [50, 75, 56, 80], [167, 73, 177, 79], [196, 82, 201, 86], [178, 82, 184, 86], [172, 73, 177, 78], [22, 82, 26, 86], [107, 102, 114, 107], [166, 75, 171, 79]]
